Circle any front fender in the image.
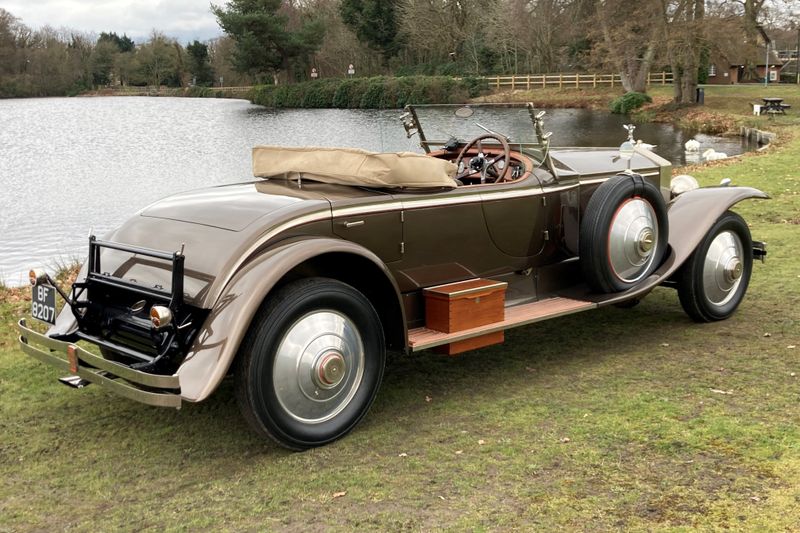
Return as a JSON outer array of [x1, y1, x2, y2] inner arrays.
[[664, 186, 768, 269], [596, 186, 768, 305], [176, 237, 403, 402]]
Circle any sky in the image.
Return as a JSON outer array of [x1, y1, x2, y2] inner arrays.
[[1, 0, 224, 43]]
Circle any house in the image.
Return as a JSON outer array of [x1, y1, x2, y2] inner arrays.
[[705, 26, 784, 84]]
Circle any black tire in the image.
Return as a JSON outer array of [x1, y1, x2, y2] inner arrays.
[[235, 277, 386, 450], [580, 173, 669, 293], [676, 211, 752, 322]]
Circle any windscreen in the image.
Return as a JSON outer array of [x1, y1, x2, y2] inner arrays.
[[411, 105, 543, 146]]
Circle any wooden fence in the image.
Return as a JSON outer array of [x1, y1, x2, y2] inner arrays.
[[484, 72, 673, 90], [215, 86, 254, 94], [102, 73, 674, 97]]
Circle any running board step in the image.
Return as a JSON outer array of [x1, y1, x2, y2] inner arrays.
[[408, 297, 596, 352]]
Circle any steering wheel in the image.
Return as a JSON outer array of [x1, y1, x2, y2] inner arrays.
[[454, 133, 511, 183]]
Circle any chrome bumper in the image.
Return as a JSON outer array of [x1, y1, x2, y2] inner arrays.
[[17, 318, 181, 408]]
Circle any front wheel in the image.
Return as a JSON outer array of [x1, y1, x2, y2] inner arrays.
[[676, 211, 752, 322], [235, 278, 386, 449]]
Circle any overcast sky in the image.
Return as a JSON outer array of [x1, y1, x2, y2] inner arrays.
[[1, 0, 224, 43]]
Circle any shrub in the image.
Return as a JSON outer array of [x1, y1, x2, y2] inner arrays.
[[609, 91, 653, 114], [185, 86, 213, 98]]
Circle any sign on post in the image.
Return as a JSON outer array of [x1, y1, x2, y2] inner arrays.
[[347, 64, 355, 77], [311, 68, 318, 79]]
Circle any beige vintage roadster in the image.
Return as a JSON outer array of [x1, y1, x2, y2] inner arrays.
[[18, 103, 767, 449]]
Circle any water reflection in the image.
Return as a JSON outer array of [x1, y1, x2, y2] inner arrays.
[[0, 97, 757, 285]]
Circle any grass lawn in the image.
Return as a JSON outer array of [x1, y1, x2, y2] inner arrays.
[[1, 85, 799, 531]]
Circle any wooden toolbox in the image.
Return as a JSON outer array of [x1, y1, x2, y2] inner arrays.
[[423, 278, 508, 355]]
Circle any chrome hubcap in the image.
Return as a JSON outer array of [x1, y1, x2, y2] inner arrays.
[[314, 352, 346, 389], [608, 198, 659, 283], [273, 310, 364, 424], [703, 230, 744, 306], [637, 229, 655, 254]]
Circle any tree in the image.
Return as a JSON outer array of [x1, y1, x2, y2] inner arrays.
[[187, 40, 215, 85], [663, 0, 707, 104], [211, 0, 325, 83], [591, 0, 661, 93], [137, 31, 179, 86], [91, 39, 118, 85], [98, 31, 134, 53], [340, 0, 401, 63], [115, 50, 139, 86], [399, 0, 501, 75], [208, 35, 253, 85]]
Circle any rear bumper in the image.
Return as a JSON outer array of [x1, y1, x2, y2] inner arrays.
[[17, 318, 181, 408]]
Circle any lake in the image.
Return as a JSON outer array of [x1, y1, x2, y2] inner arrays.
[[0, 96, 757, 286]]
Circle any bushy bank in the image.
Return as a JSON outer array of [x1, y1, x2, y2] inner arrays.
[[251, 76, 487, 109]]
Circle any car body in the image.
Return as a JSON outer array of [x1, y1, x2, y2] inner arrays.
[[18, 103, 768, 449]]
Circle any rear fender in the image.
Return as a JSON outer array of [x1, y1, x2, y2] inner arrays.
[[597, 186, 768, 305], [177, 237, 405, 402]]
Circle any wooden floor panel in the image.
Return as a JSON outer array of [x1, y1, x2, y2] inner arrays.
[[408, 297, 596, 352]]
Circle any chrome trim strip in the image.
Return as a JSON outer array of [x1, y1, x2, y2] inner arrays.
[[537, 184, 579, 194], [480, 187, 546, 202], [402, 185, 549, 209], [401, 193, 484, 209], [333, 202, 403, 217], [579, 171, 659, 182]]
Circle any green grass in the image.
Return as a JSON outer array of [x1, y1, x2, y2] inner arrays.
[[2, 85, 800, 530]]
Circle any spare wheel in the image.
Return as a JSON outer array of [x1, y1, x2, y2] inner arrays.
[[580, 173, 669, 293]]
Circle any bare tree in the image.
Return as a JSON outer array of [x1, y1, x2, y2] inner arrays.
[[137, 31, 178, 87], [590, 0, 662, 93]]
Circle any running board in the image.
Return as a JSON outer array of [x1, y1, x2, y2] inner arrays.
[[408, 297, 596, 352]]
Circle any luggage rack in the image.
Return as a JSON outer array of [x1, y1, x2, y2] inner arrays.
[[84, 235, 185, 308], [64, 236, 193, 373]]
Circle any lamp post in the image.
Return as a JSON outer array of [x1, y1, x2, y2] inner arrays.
[[764, 41, 769, 87]]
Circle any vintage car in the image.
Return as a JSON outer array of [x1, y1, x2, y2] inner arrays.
[[18, 103, 768, 449]]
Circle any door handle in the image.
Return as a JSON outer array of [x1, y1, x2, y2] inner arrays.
[[342, 220, 365, 228]]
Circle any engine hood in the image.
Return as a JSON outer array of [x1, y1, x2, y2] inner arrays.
[[550, 147, 668, 177]]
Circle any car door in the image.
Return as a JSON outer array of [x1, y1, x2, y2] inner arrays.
[[390, 188, 506, 293], [480, 174, 548, 259], [332, 197, 404, 264]]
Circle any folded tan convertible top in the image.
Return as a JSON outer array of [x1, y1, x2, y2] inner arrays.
[[252, 146, 458, 189]]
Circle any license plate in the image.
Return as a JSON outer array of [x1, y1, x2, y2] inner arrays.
[[32, 284, 57, 325]]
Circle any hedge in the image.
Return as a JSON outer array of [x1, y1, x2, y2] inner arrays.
[[251, 76, 488, 109]]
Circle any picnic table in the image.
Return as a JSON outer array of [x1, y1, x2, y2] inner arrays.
[[761, 97, 791, 115]]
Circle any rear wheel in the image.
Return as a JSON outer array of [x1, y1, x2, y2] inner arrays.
[[676, 211, 752, 322], [235, 278, 386, 449]]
